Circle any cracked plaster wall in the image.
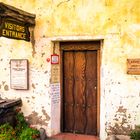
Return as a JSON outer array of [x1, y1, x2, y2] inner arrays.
[[0, 0, 139, 139]]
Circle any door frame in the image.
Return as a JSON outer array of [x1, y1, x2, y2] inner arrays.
[[59, 41, 101, 136]]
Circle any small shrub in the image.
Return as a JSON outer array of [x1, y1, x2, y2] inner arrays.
[[130, 125, 140, 140], [0, 112, 40, 140], [0, 123, 16, 140], [19, 127, 40, 140], [15, 112, 28, 137]]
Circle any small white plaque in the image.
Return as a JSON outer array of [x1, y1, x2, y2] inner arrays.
[[10, 59, 29, 90]]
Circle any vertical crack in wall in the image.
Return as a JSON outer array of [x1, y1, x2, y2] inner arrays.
[[57, 0, 70, 7], [29, 27, 36, 57]]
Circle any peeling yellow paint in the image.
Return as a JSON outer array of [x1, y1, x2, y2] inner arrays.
[[105, 0, 114, 6], [0, 0, 139, 139]]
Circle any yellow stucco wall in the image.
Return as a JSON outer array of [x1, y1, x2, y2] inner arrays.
[[0, 0, 140, 139]]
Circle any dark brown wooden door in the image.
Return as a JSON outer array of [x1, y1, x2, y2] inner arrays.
[[63, 47, 97, 135]]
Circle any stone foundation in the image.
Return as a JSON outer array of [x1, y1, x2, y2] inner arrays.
[[106, 135, 131, 140]]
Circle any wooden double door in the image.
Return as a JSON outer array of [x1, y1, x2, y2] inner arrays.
[[61, 42, 99, 135]]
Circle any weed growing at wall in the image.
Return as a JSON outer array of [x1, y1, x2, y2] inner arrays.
[[130, 125, 140, 140], [0, 112, 40, 140]]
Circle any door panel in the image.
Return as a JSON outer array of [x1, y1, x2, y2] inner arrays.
[[74, 52, 86, 133], [63, 46, 97, 135], [63, 51, 74, 132], [85, 51, 97, 134]]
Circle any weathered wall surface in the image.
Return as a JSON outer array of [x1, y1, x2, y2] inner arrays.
[[0, 0, 139, 139]]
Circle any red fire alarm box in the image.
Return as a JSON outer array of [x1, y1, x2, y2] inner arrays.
[[51, 54, 59, 64]]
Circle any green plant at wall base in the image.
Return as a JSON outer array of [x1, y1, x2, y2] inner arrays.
[[0, 112, 40, 140], [15, 112, 40, 140], [0, 123, 16, 140], [19, 127, 40, 140], [130, 125, 140, 140], [130, 131, 140, 140], [15, 112, 28, 137]]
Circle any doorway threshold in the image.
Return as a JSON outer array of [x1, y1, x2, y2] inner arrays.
[[48, 133, 100, 140]]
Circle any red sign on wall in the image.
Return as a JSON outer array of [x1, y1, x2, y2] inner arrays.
[[51, 54, 59, 64]]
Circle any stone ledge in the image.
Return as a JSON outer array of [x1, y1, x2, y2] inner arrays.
[[106, 135, 131, 140]]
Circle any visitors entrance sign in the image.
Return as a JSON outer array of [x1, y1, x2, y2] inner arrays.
[[0, 19, 30, 41]]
